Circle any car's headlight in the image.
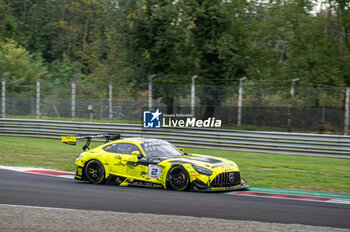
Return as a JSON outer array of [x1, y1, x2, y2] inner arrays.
[[193, 166, 212, 176], [76, 153, 84, 161]]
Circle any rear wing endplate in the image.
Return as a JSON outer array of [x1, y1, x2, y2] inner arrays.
[[62, 133, 121, 151]]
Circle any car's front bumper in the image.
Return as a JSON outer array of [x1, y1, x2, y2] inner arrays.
[[74, 165, 85, 180], [190, 178, 249, 192]]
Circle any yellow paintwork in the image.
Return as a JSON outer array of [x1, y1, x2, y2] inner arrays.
[[62, 136, 77, 145], [72, 138, 247, 191]]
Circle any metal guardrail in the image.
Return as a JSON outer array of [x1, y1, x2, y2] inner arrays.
[[0, 119, 349, 158]]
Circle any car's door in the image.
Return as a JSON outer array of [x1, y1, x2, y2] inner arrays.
[[103, 142, 145, 179], [118, 143, 146, 179], [102, 143, 127, 175]]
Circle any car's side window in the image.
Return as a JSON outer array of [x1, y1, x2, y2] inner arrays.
[[103, 143, 118, 153], [123, 143, 141, 155], [103, 143, 141, 155]]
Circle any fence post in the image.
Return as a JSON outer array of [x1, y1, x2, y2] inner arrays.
[[237, 76, 247, 126], [191, 75, 198, 117], [72, 73, 77, 121], [31, 97, 34, 115], [2, 72, 9, 118], [287, 78, 300, 132], [148, 74, 156, 110], [345, 87, 350, 135], [12, 98, 16, 115], [109, 74, 116, 123], [36, 72, 43, 119]]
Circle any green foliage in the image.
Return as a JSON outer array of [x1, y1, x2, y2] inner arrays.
[[0, 0, 349, 104], [44, 54, 79, 97], [0, 39, 42, 75], [246, 0, 349, 88], [187, 0, 248, 114], [117, 0, 249, 113], [116, 0, 196, 111], [0, 39, 46, 96]]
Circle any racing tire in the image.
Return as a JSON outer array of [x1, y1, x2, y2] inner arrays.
[[84, 160, 105, 184], [168, 166, 190, 191]]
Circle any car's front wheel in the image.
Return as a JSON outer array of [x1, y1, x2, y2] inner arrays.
[[85, 160, 105, 184], [168, 166, 190, 191]]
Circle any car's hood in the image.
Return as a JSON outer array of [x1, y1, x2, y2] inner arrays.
[[160, 154, 238, 170]]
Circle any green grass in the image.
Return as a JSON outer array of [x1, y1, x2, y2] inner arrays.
[[0, 135, 349, 193]]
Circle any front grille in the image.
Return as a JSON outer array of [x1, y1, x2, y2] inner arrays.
[[211, 172, 241, 187]]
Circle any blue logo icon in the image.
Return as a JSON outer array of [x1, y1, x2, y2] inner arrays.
[[143, 109, 162, 128]]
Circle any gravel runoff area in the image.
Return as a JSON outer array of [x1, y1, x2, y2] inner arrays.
[[1, 204, 349, 232]]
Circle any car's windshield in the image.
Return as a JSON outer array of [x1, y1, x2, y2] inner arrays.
[[141, 140, 182, 157]]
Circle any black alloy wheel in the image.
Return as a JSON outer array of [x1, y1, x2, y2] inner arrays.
[[168, 166, 190, 191], [85, 160, 105, 184]]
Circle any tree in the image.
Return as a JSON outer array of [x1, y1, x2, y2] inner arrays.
[[331, 0, 350, 86], [246, 0, 349, 87], [186, 0, 248, 118], [0, 39, 46, 96], [118, 0, 194, 113]]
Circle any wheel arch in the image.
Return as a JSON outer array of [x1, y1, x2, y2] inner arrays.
[[166, 164, 191, 191]]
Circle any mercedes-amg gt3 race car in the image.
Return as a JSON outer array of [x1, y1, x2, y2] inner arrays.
[[62, 134, 249, 192]]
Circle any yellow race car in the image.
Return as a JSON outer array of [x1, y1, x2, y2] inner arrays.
[[62, 134, 249, 192]]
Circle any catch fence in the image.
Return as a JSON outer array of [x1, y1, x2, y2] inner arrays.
[[1, 77, 349, 134]]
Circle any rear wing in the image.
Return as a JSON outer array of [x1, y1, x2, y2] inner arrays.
[[62, 133, 121, 151]]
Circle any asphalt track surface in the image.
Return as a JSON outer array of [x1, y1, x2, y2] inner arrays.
[[1, 169, 350, 229]]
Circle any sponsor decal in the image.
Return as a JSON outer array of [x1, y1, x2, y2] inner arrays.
[[143, 109, 222, 128], [190, 174, 201, 177], [143, 140, 168, 148], [131, 181, 162, 188], [148, 164, 162, 179]]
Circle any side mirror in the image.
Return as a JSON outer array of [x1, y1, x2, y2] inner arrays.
[[132, 151, 144, 159], [178, 147, 184, 153]]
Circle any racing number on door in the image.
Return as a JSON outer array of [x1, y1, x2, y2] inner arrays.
[[151, 169, 158, 175], [148, 164, 161, 179]]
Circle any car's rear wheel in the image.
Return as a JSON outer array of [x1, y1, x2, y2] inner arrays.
[[85, 160, 105, 184], [168, 166, 190, 191]]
